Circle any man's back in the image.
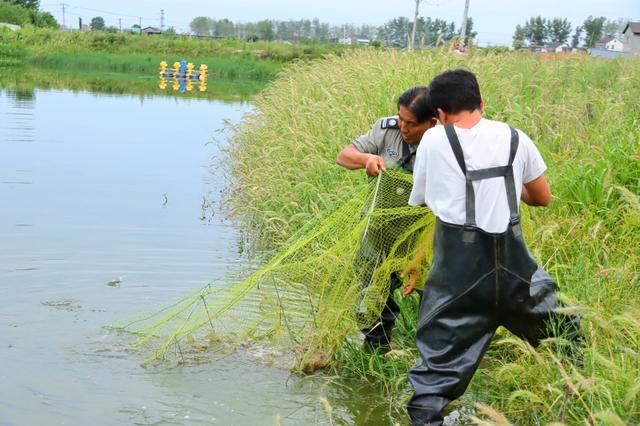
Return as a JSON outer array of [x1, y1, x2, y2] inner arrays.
[[409, 118, 547, 233]]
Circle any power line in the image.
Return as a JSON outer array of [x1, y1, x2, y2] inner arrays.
[[65, 3, 148, 20]]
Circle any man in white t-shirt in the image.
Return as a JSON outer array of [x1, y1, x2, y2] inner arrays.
[[404, 69, 580, 425]]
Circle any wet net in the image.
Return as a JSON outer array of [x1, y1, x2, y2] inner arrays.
[[111, 168, 435, 370]]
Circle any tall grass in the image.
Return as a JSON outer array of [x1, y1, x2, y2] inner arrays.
[[227, 48, 640, 423]]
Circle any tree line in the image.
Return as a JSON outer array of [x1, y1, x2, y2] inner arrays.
[[189, 16, 476, 48], [0, 0, 58, 28], [513, 16, 630, 48]]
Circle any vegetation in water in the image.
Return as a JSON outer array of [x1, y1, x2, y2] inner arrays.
[[225, 48, 640, 423]]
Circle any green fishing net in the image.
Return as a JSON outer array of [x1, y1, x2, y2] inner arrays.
[[112, 168, 435, 370]]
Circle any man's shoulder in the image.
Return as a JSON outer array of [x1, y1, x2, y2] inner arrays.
[[482, 118, 530, 139], [420, 125, 447, 148], [378, 115, 400, 130], [367, 116, 401, 144]]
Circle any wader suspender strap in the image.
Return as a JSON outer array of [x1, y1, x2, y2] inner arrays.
[[443, 124, 521, 242]]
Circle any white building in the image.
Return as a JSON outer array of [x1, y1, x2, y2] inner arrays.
[[605, 38, 624, 51], [597, 36, 625, 52], [338, 35, 371, 45]]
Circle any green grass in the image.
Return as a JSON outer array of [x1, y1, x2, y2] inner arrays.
[[226, 48, 640, 423]]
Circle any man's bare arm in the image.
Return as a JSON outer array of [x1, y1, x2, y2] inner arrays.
[[336, 144, 386, 176], [522, 174, 551, 207]]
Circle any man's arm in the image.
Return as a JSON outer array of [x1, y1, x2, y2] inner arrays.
[[521, 174, 551, 206], [336, 144, 386, 177]]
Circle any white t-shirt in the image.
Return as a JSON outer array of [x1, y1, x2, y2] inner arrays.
[[409, 118, 547, 233]]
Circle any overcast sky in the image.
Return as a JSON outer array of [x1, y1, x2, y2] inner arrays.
[[41, 0, 640, 46]]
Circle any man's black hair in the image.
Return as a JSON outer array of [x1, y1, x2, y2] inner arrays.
[[397, 86, 436, 123], [427, 69, 481, 114]]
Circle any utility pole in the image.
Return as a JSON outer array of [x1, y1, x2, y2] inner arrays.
[[409, 0, 421, 51], [78, 17, 82, 31], [459, 0, 471, 48], [160, 9, 165, 31], [119, 18, 122, 32], [139, 16, 142, 30], [61, 3, 66, 29]]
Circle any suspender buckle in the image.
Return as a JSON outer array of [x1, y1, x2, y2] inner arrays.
[[510, 217, 522, 237], [462, 225, 477, 243]]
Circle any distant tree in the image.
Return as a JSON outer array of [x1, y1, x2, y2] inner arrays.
[[314, 20, 330, 41], [7, 0, 39, 10], [376, 15, 457, 48], [164, 27, 176, 35], [358, 24, 377, 40], [302, 19, 312, 39], [105, 26, 118, 33], [547, 17, 571, 43], [90, 16, 105, 31], [213, 18, 234, 37], [256, 19, 275, 41], [190, 16, 210, 36], [512, 24, 527, 48], [571, 25, 583, 48], [603, 18, 627, 38], [31, 10, 58, 28], [0, 1, 31, 25], [524, 16, 548, 45], [583, 16, 606, 47], [421, 17, 456, 46], [459, 16, 477, 45], [378, 17, 412, 47]]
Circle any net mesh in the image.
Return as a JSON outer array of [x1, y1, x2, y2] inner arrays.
[[111, 168, 435, 370]]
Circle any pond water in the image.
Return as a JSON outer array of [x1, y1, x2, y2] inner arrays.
[[0, 87, 394, 425]]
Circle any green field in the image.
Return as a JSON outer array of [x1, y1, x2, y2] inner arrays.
[[226, 48, 640, 423]]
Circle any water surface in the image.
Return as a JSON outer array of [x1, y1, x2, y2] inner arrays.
[[0, 87, 394, 426]]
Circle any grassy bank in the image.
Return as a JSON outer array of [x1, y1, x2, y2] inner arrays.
[[227, 48, 640, 423], [0, 26, 352, 81]]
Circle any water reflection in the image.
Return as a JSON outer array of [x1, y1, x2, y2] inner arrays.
[[0, 66, 263, 102], [2, 88, 36, 144]]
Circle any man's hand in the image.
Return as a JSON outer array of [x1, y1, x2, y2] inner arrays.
[[401, 248, 426, 296], [365, 155, 386, 177], [401, 264, 419, 296]]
